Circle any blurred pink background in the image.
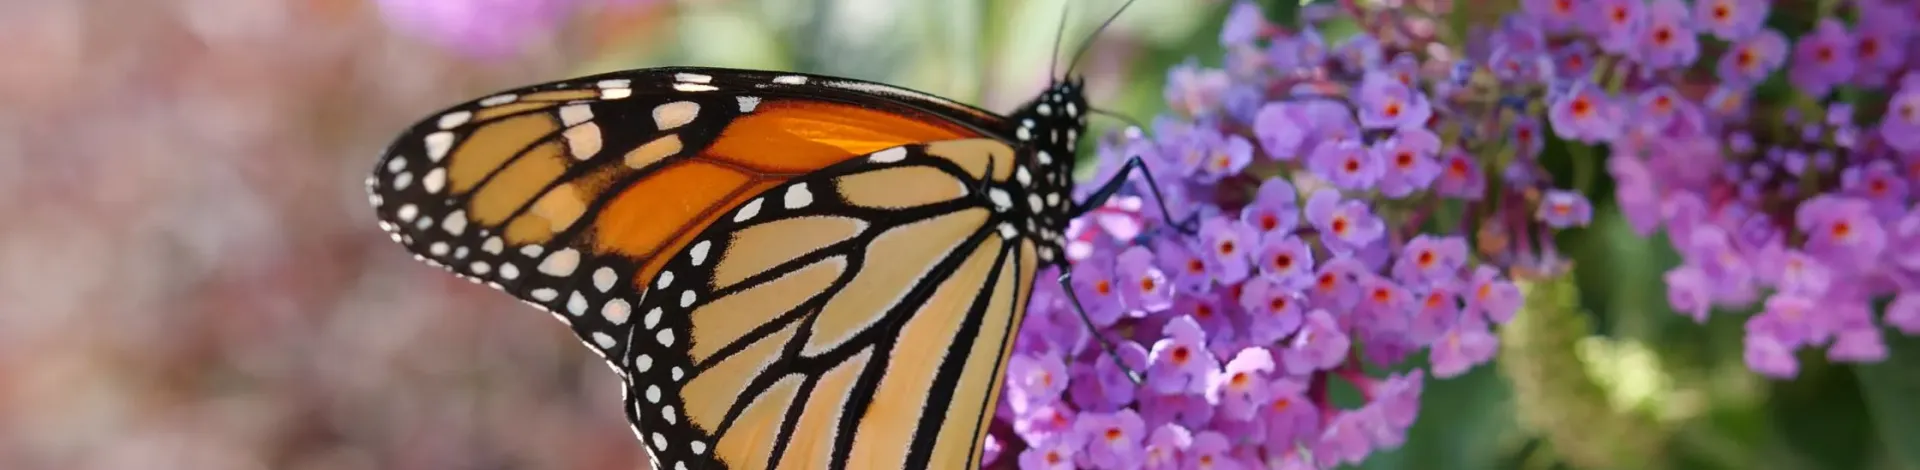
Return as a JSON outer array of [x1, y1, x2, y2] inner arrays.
[[0, 1, 656, 468]]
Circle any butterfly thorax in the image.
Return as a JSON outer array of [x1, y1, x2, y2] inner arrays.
[[1000, 78, 1088, 265]]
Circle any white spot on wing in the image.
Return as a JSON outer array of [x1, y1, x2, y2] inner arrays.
[[424, 132, 454, 161], [635, 354, 653, 371], [646, 385, 661, 403], [481, 236, 503, 254], [520, 245, 544, 257], [559, 104, 594, 126], [785, 183, 813, 209], [675, 72, 713, 83], [672, 83, 718, 92], [568, 291, 588, 316], [531, 288, 558, 301], [600, 88, 633, 100], [656, 271, 675, 289], [988, 188, 1012, 210], [386, 156, 407, 173], [689, 241, 711, 265], [422, 168, 446, 194], [479, 94, 518, 106], [644, 307, 662, 329], [736, 96, 761, 113], [539, 248, 581, 276], [442, 210, 467, 235], [870, 146, 907, 163], [392, 171, 413, 190], [690, 441, 707, 455], [594, 332, 618, 349], [652, 101, 700, 130], [733, 198, 763, 222], [597, 79, 631, 89], [499, 262, 520, 280], [679, 291, 696, 308], [772, 75, 807, 85], [396, 204, 419, 222], [438, 111, 472, 129], [657, 328, 675, 346], [594, 267, 617, 292], [662, 406, 677, 425], [603, 298, 631, 324]]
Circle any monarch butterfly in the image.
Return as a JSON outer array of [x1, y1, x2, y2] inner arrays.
[[364, 6, 1178, 469]]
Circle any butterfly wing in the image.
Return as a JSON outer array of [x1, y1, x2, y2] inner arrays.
[[625, 140, 1040, 470], [367, 67, 1005, 367], [367, 68, 1041, 470]]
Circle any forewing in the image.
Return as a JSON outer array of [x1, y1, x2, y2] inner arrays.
[[365, 68, 1002, 371]]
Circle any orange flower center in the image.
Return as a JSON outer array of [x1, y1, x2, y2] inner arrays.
[[1383, 101, 1403, 118], [1230, 372, 1249, 387], [1269, 296, 1289, 311], [1187, 259, 1206, 274], [1105, 428, 1124, 441], [1219, 240, 1237, 255], [1140, 277, 1158, 291], [1095, 280, 1112, 295], [1713, 4, 1730, 20], [1833, 221, 1853, 238], [1331, 217, 1349, 234], [1449, 158, 1471, 175], [1417, 250, 1435, 266], [1260, 214, 1279, 231], [1396, 151, 1415, 167], [1571, 97, 1593, 117], [1274, 253, 1294, 269], [1172, 347, 1192, 363]]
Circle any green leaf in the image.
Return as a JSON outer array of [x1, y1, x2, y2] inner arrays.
[[1258, 0, 1301, 29], [1855, 333, 1920, 470], [1770, 356, 1874, 470]]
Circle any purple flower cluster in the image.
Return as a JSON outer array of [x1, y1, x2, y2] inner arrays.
[[986, 3, 1585, 468], [1491, 0, 1920, 378]]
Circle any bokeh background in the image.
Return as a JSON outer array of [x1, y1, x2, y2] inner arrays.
[[3, 0, 1917, 469]]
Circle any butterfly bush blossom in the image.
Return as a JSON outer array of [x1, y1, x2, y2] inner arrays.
[[989, 3, 1583, 468], [1473, 0, 1920, 379]]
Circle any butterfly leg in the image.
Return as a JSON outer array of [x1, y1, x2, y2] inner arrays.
[[1054, 271, 1145, 385], [1068, 155, 1200, 236]]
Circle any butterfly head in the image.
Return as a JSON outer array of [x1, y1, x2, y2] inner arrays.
[[1006, 78, 1089, 229]]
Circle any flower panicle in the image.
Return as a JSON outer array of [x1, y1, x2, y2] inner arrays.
[[994, 2, 1578, 468]]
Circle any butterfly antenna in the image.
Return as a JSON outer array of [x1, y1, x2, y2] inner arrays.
[[1088, 107, 1149, 132], [1049, 1, 1071, 81], [1064, 0, 1140, 78], [1056, 272, 1146, 385]]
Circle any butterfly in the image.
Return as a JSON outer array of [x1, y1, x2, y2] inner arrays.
[[363, 6, 1179, 469]]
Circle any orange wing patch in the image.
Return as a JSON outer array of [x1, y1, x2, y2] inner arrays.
[[706, 99, 975, 173]]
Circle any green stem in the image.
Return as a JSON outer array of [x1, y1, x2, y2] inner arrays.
[[1566, 141, 1597, 196]]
